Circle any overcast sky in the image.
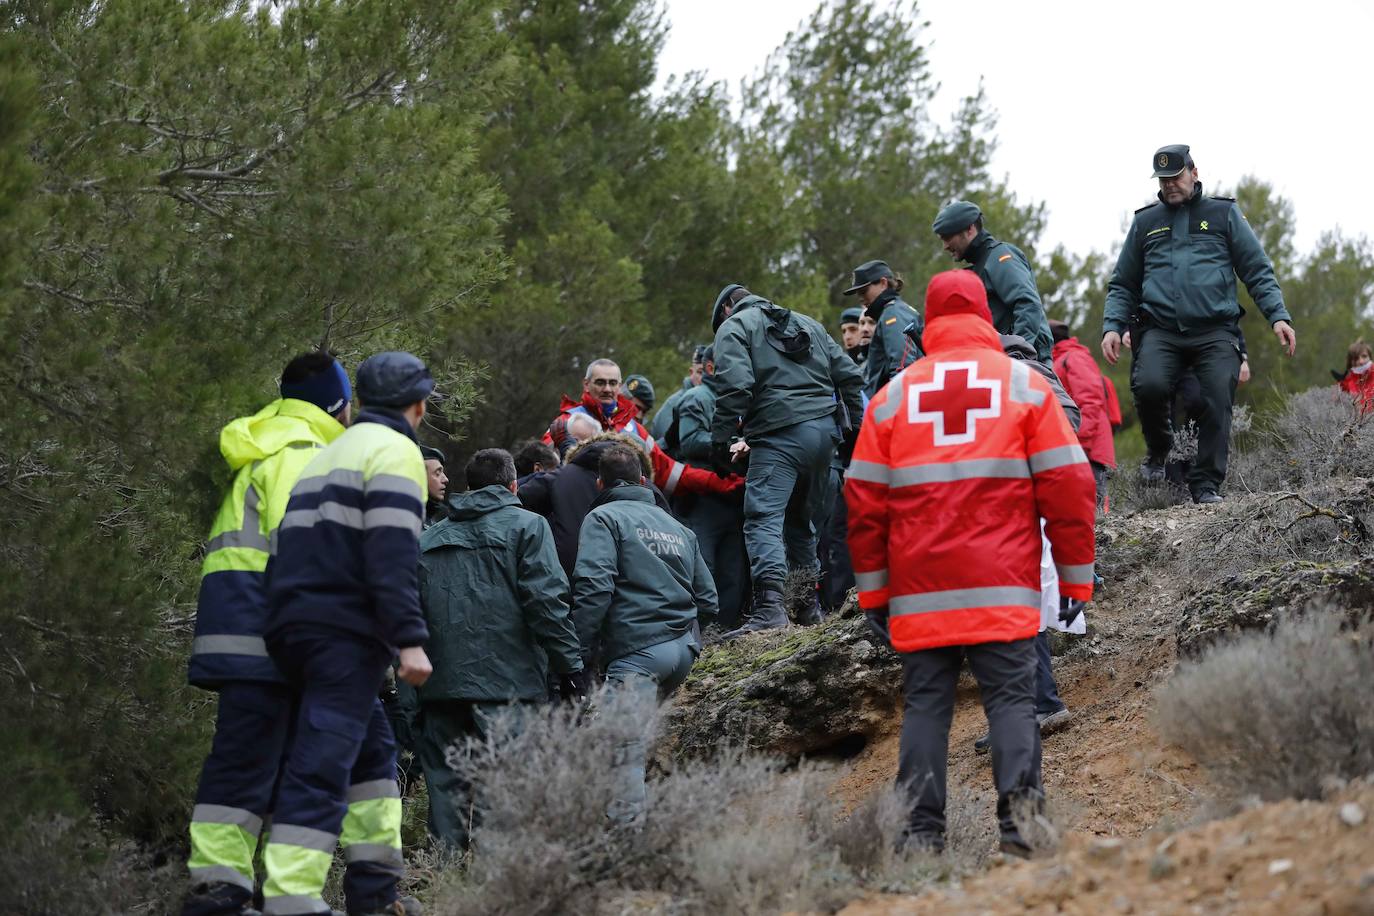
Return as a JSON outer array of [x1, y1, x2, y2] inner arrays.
[[656, 0, 1374, 260]]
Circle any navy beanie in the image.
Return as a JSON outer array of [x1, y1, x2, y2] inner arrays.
[[281, 359, 351, 416]]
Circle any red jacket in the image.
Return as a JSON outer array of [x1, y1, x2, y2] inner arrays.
[[1053, 337, 1117, 469], [1340, 369, 1374, 415], [1102, 376, 1123, 431], [845, 307, 1096, 653], [544, 393, 735, 499]]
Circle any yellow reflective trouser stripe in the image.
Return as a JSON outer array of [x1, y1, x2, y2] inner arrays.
[[187, 821, 256, 889], [339, 796, 402, 863], [261, 831, 334, 907]]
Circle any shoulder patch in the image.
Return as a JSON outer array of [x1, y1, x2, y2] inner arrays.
[[998, 253, 1012, 263], [884, 317, 897, 325]]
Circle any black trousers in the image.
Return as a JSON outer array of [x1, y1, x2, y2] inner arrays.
[[897, 638, 1042, 845], [1131, 325, 1240, 494]]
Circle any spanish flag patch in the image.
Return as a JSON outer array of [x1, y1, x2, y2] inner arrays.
[[885, 317, 897, 325], [998, 253, 1013, 262]]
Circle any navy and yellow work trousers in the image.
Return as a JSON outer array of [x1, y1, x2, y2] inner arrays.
[[260, 629, 403, 916]]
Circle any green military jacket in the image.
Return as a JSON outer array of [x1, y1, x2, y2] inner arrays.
[[571, 484, 716, 665], [711, 295, 864, 443], [418, 485, 581, 703], [962, 231, 1054, 363], [1104, 183, 1290, 336], [674, 371, 720, 464], [863, 288, 923, 399], [649, 377, 693, 441]]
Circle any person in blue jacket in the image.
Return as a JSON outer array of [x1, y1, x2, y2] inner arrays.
[[260, 351, 435, 916]]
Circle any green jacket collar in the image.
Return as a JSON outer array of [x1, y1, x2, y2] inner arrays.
[[591, 482, 654, 509], [422, 486, 519, 550], [962, 229, 998, 264]]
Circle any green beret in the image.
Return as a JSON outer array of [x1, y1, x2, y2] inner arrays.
[[932, 200, 982, 236], [839, 306, 864, 326]]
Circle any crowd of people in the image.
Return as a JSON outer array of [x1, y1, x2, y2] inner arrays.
[[180, 143, 1306, 916]]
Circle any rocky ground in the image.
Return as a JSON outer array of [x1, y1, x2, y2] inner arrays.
[[662, 482, 1374, 913]]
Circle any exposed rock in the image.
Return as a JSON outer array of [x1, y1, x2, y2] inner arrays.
[[659, 610, 901, 761], [1339, 803, 1366, 827], [1174, 557, 1374, 658]]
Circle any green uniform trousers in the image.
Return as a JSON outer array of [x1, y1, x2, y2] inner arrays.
[[1131, 325, 1240, 495], [742, 416, 837, 587]]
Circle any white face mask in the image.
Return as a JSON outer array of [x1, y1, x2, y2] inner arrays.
[[1353, 362, 1373, 375]]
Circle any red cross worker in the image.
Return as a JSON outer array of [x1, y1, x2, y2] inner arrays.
[[843, 268, 1096, 857]]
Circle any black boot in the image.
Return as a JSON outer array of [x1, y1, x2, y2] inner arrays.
[[795, 586, 824, 626], [181, 881, 259, 916], [722, 584, 790, 640]]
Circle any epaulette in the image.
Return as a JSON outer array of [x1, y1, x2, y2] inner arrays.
[[1212, 195, 1236, 201], [1134, 201, 1161, 215]]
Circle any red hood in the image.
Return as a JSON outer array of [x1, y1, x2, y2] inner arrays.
[[924, 269, 994, 325], [559, 392, 639, 430], [1053, 337, 1093, 360], [923, 312, 1003, 355]]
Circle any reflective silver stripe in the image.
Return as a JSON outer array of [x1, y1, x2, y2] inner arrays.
[[206, 484, 269, 554], [346, 778, 400, 802], [268, 824, 337, 853], [363, 507, 422, 535], [873, 367, 908, 422], [1008, 360, 1045, 406], [890, 586, 1041, 616], [281, 501, 363, 531], [191, 635, 269, 658], [661, 462, 685, 498], [1056, 562, 1095, 585], [845, 460, 891, 485], [855, 569, 888, 591], [1028, 444, 1088, 473], [191, 803, 264, 835], [189, 864, 254, 890], [889, 458, 1030, 487], [341, 842, 403, 866], [364, 473, 424, 502], [292, 468, 364, 495], [262, 895, 332, 915]]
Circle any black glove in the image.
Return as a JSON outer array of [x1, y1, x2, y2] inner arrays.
[[864, 608, 891, 647], [559, 670, 590, 704], [1058, 596, 1086, 627], [710, 440, 734, 478]]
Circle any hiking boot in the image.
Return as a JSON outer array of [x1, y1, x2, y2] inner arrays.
[[722, 586, 789, 640], [973, 732, 991, 755], [1194, 489, 1223, 504], [1139, 460, 1166, 485], [1037, 707, 1073, 734], [795, 588, 824, 626], [181, 881, 259, 916], [998, 836, 1033, 860], [350, 897, 422, 916]]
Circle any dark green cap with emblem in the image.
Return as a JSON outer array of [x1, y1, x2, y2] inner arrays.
[[843, 260, 895, 296], [624, 374, 654, 411], [1151, 144, 1194, 178], [931, 200, 982, 236], [839, 306, 864, 325]]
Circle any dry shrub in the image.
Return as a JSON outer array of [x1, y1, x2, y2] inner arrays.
[[427, 690, 992, 914], [0, 816, 180, 915], [1155, 611, 1374, 803], [1230, 386, 1374, 493]]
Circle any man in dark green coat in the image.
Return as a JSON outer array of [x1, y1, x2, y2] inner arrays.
[[710, 284, 864, 637], [649, 345, 707, 442], [843, 259, 922, 397], [415, 447, 583, 850], [673, 346, 749, 631], [933, 200, 1054, 364], [1102, 144, 1296, 503], [572, 444, 717, 823]]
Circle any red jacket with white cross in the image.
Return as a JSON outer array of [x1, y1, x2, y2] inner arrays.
[[844, 275, 1096, 653]]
